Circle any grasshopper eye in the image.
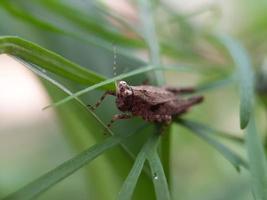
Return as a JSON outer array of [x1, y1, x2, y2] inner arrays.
[[119, 81, 127, 87]]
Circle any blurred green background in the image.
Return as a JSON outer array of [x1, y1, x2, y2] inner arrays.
[[1, 0, 267, 199]]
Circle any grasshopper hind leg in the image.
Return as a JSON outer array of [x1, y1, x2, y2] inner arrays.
[[164, 87, 195, 95], [174, 96, 204, 115]]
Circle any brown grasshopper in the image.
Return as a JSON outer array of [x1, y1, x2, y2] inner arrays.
[[89, 81, 203, 128]]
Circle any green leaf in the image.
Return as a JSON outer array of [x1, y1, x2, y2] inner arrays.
[[217, 34, 254, 129], [178, 119, 248, 170], [2, 128, 143, 200], [246, 116, 267, 200], [0, 36, 114, 89], [118, 135, 153, 200], [117, 150, 146, 200], [146, 135, 171, 200], [118, 133, 170, 200]]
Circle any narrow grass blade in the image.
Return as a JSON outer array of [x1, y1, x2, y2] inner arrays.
[[118, 154, 146, 200], [217, 34, 254, 129], [138, 0, 165, 85], [197, 74, 235, 93], [3, 123, 149, 200], [0, 36, 114, 89], [246, 116, 267, 200], [2, 135, 124, 200], [146, 134, 171, 200], [179, 119, 244, 143], [118, 136, 153, 200], [178, 119, 248, 170]]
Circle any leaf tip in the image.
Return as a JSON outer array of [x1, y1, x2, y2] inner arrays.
[[240, 113, 250, 129]]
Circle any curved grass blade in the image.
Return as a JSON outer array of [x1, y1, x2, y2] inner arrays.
[[3, 135, 124, 200], [217, 34, 254, 129], [178, 119, 248, 170], [178, 119, 244, 143], [0, 0, 63, 34], [0, 36, 114, 89], [197, 74, 235, 93], [246, 116, 267, 200], [0, 0, 145, 64], [146, 134, 171, 200], [39, 0, 145, 49]]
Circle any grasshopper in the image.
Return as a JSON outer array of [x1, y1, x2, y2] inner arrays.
[[89, 81, 203, 128]]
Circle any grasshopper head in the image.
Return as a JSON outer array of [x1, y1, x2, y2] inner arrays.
[[116, 81, 133, 111], [117, 81, 133, 97]]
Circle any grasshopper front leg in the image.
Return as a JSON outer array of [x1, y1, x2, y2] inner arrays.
[[88, 91, 115, 111]]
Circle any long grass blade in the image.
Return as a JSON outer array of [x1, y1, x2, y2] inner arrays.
[[217, 34, 254, 129], [0, 36, 113, 88], [246, 116, 267, 200], [3, 117, 149, 200], [138, 0, 165, 85], [179, 119, 244, 143], [2, 135, 126, 200], [118, 135, 154, 200], [197, 74, 235, 93], [179, 119, 248, 170], [146, 134, 171, 200], [118, 153, 146, 200]]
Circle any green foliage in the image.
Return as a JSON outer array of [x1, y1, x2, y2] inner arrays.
[[217, 34, 254, 129], [0, 0, 267, 200], [0, 36, 110, 87], [246, 117, 267, 200]]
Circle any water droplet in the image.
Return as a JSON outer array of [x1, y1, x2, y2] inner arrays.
[[153, 173, 158, 180]]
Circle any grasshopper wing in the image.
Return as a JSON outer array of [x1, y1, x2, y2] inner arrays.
[[131, 85, 177, 105]]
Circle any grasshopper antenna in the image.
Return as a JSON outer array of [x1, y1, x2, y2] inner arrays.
[[87, 42, 118, 111], [113, 42, 119, 88]]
